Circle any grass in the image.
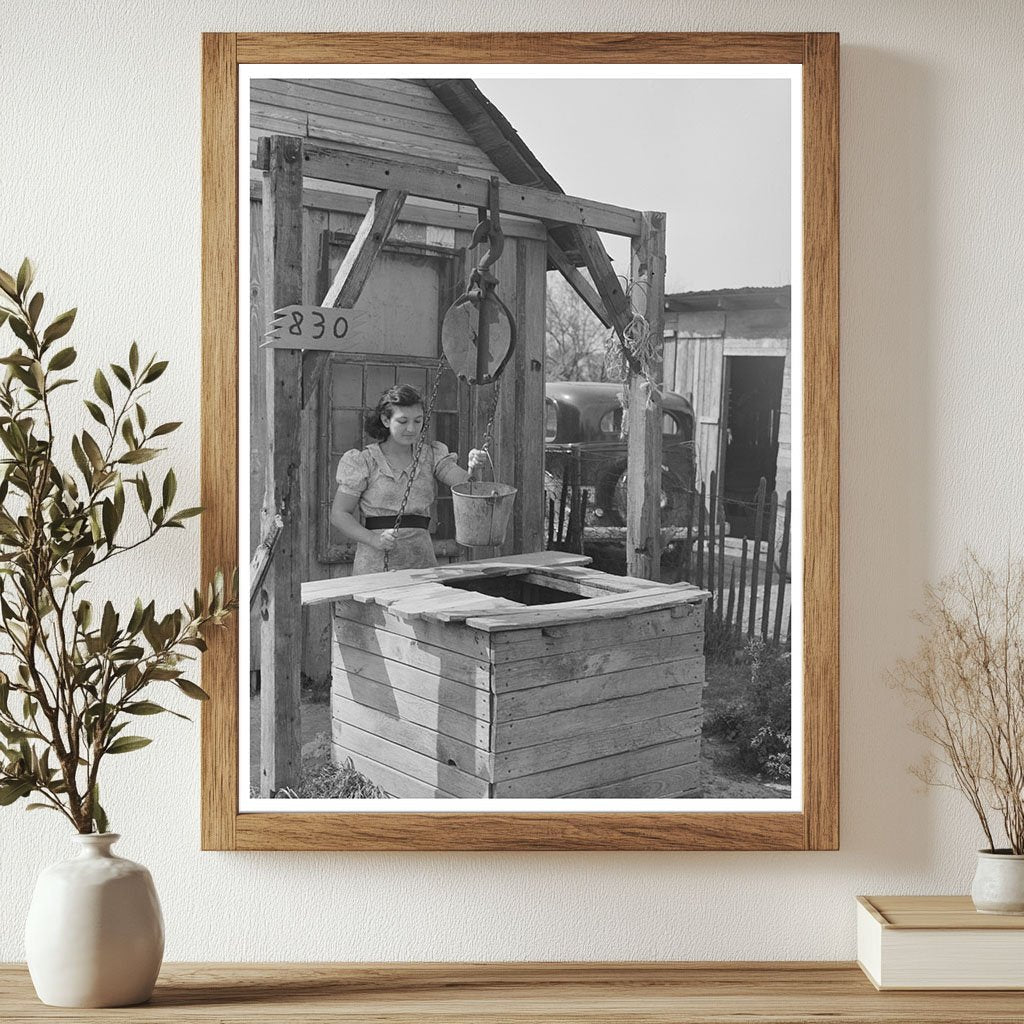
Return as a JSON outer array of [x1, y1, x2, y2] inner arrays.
[[251, 731, 390, 799]]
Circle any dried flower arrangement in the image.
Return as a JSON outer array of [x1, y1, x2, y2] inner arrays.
[[895, 552, 1024, 854]]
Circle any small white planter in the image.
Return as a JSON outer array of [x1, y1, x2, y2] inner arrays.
[[25, 833, 164, 1007], [971, 850, 1024, 915]]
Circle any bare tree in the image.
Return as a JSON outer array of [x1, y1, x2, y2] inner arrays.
[[545, 275, 609, 382]]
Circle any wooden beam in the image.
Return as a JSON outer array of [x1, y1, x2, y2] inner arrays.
[[259, 135, 303, 797], [626, 212, 667, 581], [302, 189, 406, 404], [322, 188, 407, 306], [300, 146, 643, 237], [546, 238, 613, 329], [247, 180, 550, 242], [567, 225, 635, 357]]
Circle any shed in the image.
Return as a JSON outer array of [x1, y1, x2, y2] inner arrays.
[[662, 286, 791, 539]]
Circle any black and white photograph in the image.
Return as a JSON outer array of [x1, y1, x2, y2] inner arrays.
[[242, 65, 801, 809]]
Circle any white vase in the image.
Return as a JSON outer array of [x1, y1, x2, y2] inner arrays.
[[971, 849, 1024, 915], [24, 833, 164, 1007]]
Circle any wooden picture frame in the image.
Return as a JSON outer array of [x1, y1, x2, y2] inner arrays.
[[201, 32, 838, 851]]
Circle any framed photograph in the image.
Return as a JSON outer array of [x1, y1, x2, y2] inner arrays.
[[201, 33, 838, 850]]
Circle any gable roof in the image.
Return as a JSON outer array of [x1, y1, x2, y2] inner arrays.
[[426, 79, 583, 266]]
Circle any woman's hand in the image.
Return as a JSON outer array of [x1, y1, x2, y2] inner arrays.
[[374, 529, 398, 552], [468, 448, 489, 474]]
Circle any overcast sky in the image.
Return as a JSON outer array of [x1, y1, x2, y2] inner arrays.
[[476, 77, 792, 295]]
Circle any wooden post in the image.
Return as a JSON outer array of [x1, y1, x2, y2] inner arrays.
[[513, 237, 547, 556], [625, 211, 666, 580], [259, 136, 303, 797]]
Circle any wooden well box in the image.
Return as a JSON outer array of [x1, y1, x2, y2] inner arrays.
[[303, 553, 708, 799]]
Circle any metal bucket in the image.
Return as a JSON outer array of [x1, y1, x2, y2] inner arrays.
[[451, 481, 517, 547]]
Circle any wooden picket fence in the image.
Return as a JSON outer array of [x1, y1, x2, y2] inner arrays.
[[674, 472, 792, 647]]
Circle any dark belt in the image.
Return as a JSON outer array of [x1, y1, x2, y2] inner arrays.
[[364, 515, 431, 530]]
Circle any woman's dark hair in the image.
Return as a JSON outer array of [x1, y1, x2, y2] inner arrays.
[[364, 384, 424, 441]]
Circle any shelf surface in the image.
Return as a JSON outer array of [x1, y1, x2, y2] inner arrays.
[[3, 962, 1024, 1022]]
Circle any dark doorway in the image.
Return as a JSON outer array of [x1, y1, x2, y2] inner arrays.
[[722, 356, 785, 538]]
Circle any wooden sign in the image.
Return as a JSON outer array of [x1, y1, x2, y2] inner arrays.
[[262, 305, 371, 350]]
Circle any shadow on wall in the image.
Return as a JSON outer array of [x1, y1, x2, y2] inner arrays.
[[838, 47, 937, 866]]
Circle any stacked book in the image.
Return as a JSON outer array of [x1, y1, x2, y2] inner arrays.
[[857, 895, 1024, 990]]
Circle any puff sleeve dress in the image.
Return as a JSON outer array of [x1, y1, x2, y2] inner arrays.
[[335, 441, 468, 575]]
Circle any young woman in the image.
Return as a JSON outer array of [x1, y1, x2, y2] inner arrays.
[[331, 384, 486, 575]]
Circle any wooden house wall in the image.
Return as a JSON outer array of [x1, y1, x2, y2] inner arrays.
[[249, 79, 547, 687]]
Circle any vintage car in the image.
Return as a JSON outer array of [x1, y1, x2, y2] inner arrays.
[[544, 381, 700, 529]]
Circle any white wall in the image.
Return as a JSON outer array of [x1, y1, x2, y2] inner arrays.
[[2, 0, 1022, 961]]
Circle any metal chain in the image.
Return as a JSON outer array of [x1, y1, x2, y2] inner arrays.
[[383, 356, 447, 572], [474, 378, 501, 480]]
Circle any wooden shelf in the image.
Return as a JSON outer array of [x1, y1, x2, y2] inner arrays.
[[3, 962, 1023, 1022]]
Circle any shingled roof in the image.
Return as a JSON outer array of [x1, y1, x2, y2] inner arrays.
[[425, 79, 584, 267]]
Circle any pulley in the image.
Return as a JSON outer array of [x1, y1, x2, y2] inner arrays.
[[441, 176, 517, 386]]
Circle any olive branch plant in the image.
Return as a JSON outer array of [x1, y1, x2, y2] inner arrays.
[[894, 551, 1024, 854], [0, 259, 236, 834]]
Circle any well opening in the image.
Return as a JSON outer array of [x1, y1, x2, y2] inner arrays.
[[441, 571, 601, 607]]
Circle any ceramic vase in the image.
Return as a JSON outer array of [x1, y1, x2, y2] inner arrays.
[[25, 833, 164, 1007], [971, 850, 1024, 915]]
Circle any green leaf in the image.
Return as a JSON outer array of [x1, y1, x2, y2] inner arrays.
[[27, 292, 43, 328], [47, 346, 76, 372], [0, 269, 18, 300], [42, 308, 76, 343], [101, 498, 116, 547], [162, 468, 176, 509], [16, 258, 34, 298], [175, 679, 210, 701], [81, 431, 104, 471], [71, 435, 92, 482], [118, 448, 157, 465], [9, 316, 32, 345], [129, 342, 139, 375], [136, 473, 152, 513], [110, 363, 131, 389], [105, 735, 152, 755], [0, 779, 33, 805], [76, 599, 93, 630], [83, 400, 106, 427], [150, 421, 182, 438], [91, 785, 108, 834], [168, 507, 203, 524], [93, 369, 113, 408], [142, 360, 168, 383], [113, 477, 125, 524], [124, 700, 169, 716], [121, 418, 137, 449], [126, 598, 145, 635], [136, 404, 147, 432], [100, 601, 117, 647], [0, 352, 32, 366], [26, 803, 61, 813]]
